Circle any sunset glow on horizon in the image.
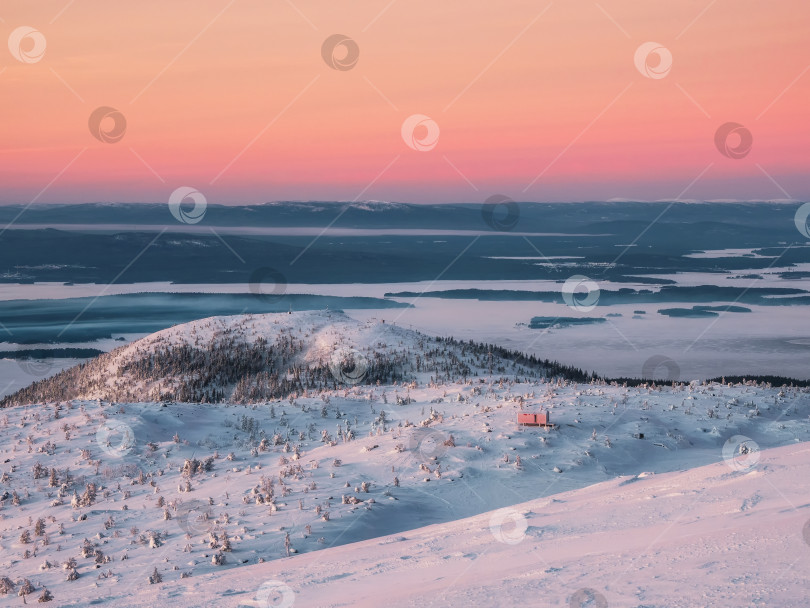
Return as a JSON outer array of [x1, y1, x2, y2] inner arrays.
[[1, 0, 808, 205]]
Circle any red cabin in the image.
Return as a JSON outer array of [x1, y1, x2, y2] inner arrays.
[[517, 411, 551, 427]]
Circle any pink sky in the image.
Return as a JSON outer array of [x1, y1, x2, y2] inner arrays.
[[1, 0, 808, 204]]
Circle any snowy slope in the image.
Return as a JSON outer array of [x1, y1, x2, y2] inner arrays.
[[0, 313, 808, 606], [138, 443, 810, 607], [22, 443, 810, 607]]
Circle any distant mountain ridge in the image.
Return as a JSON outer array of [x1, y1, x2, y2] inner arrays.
[[0, 200, 806, 233], [1, 200, 808, 289]]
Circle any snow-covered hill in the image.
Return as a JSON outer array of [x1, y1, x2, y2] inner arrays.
[[2, 311, 576, 407], [0, 312, 808, 605]]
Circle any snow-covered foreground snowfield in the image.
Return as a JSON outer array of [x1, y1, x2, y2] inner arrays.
[[139, 442, 810, 608], [0, 312, 808, 606]]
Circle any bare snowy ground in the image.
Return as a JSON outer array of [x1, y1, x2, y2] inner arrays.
[[0, 313, 808, 606]]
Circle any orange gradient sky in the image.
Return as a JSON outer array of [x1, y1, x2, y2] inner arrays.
[[1, 0, 808, 204]]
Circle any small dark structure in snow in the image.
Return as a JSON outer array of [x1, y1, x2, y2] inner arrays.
[[517, 411, 553, 427]]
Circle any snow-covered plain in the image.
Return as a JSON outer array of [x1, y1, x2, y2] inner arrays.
[[0, 312, 808, 606]]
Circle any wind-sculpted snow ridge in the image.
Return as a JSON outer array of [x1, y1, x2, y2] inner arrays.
[[1, 311, 590, 407]]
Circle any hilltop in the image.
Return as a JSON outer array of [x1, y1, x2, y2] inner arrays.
[[1, 311, 589, 407]]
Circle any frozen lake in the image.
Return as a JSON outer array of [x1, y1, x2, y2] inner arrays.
[[2, 278, 809, 390]]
